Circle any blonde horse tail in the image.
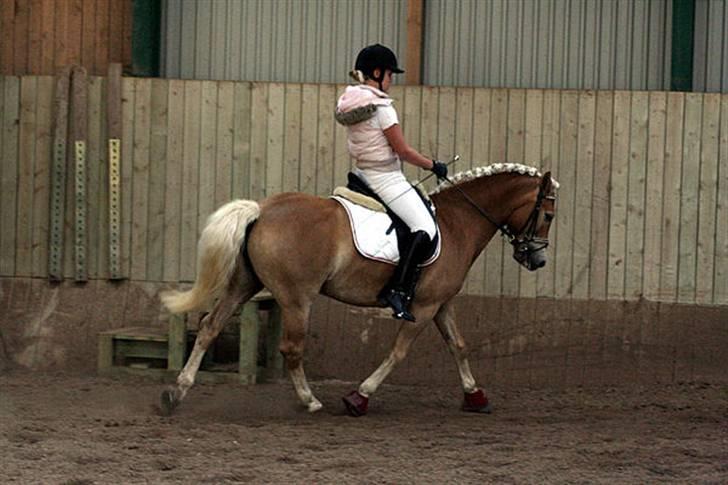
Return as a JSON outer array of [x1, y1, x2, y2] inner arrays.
[[160, 200, 261, 314]]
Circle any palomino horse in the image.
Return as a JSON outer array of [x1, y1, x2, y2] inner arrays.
[[160, 163, 558, 416]]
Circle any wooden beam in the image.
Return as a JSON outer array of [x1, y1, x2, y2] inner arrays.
[[405, 0, 424, 85]]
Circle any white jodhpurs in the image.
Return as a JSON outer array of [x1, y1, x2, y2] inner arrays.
[[353, 166, 437, 239]]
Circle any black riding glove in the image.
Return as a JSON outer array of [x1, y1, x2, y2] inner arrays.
[[431, 160, 448, 180]]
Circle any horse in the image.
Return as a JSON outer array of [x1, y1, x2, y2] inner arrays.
[[159, 163, 558, 416]]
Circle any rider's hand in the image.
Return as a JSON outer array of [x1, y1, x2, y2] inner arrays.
[[431, 160, 448, 180]]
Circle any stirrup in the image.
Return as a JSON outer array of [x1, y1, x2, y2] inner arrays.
[[380, 288, 416, 322]]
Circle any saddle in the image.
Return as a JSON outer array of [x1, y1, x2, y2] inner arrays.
[[332, 172, 440, 263]]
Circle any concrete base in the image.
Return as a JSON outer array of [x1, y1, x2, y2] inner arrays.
[[1, 277, 726, 389]]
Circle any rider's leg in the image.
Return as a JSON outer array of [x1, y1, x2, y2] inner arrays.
[[378, 230, 431, 321], [355, 169, 437, 321]]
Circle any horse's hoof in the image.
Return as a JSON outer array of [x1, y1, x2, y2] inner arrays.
[[307, 400, 323, 413], [462, 389, 492, 414], [342, 390, 369, 417], [160, 388, 179, 416]]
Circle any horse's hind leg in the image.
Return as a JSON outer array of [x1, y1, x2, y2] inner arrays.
[[343, 314, 431, 416], [161, 275, 260, 415], [278, 301, 322, 412], [433, 300, 491, 413]]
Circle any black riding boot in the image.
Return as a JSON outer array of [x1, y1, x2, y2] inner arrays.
[[378, 230, 432, 322]]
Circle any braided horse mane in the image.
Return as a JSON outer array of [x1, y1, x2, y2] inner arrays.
[[429, 162, 560, 195]]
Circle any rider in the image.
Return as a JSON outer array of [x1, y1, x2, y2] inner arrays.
[[335, 44, 448, 321]]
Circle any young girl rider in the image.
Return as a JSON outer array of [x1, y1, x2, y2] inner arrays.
[[335, 44, 448, 322]]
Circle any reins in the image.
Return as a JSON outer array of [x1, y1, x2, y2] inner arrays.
[[433, 159, 552, 246], [438, 175, 517, 241], [354, 156, 553, 253]]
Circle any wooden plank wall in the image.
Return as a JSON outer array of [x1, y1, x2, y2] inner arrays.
[[0, 0, 133, 76], [1, 75, 727, 306]]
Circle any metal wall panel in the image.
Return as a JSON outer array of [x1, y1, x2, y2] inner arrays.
[[161, 0, 408, 83], [423, 0, 672, 90], [694, 0, 728, 92]]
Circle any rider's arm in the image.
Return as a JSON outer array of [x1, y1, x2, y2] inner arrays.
[[383, 123, 435, 170]]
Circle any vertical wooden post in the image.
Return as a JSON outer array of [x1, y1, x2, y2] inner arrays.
[[239, 302, 260, 383], [265, 303, 284, 379], [71, 66, 88, 282], [107, 63, 123, 280], [405, 0, 424, 85], [98, 333, 113, 371], [48, 67, 72, 281], [167, 313, 186, 370]]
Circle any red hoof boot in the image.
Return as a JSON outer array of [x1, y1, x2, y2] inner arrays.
[[342, 390, 369, 417], [462, 389, 492, 414]]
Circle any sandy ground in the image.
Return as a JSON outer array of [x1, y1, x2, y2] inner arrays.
[[0, 369, 726, 484]]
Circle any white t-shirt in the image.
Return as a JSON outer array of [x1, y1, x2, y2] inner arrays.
[[346, 105, 399, 164]]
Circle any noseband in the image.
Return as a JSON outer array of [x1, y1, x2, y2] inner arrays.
[[440, 176, 554, 257]]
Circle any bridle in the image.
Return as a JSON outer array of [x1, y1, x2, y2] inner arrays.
[[438, 174, 555, 259]]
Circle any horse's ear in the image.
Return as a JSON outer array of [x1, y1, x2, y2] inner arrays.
[[541, 171, 553, 191]]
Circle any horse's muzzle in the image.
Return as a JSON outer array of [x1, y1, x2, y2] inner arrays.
[[512, 241, 547, 271], [527, 249, 546, 271]]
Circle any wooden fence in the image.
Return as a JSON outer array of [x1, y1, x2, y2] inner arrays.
[[0, 75, 726, 305], [0, 0, 133, 76]]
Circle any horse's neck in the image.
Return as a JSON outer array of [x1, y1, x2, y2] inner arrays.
[[434, 174, 532, 260]]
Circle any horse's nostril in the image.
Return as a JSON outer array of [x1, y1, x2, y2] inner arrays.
[[536, 260, 546, 268]]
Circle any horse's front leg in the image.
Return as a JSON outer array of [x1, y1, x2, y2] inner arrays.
[[434, 300, 491, 413], [342, 305, 435, 417], [279, 302, 322, 413]]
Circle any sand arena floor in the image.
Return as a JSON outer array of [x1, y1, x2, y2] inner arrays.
[[1, 370, 726, 483]]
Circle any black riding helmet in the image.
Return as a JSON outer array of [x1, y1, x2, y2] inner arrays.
[[355, 44, 404, 90]]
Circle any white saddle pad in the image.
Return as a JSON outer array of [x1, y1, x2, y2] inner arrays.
[[332, 196, 441, 266]]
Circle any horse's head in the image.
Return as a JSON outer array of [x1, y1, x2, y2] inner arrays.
[[505, 171, 557, 271]]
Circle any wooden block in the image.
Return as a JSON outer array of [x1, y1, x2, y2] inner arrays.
[[98, 293, 282, 383], [108, 326, 166, 341], [98, 326, 168, 371], [116, 339, 167, 360]]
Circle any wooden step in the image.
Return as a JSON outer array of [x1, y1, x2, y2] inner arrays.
[[97, 292, 283, 384]]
